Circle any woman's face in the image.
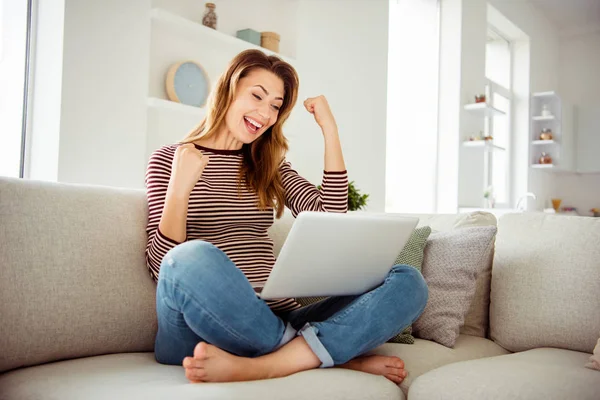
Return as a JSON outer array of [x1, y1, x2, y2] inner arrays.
[[225, 68, 285, 144]]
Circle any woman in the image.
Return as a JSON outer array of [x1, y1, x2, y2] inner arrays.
[[145, 49, 428, 384]]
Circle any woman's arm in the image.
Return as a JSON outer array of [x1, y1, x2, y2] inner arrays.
[[145, 147, 188, 281], [280, 161, 348, 216], [281, 96, 348, 217], [304, 96, 346, 172]]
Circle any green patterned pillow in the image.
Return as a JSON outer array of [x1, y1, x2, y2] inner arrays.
[[295, 226, 432, 344], [388, 226, 432, 344]]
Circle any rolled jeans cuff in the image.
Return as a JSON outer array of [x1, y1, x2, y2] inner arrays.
[[297, 323, 334, 368], [275, 322, 297, 350]]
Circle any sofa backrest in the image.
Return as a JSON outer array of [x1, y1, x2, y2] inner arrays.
[[491, 213, 600, 354], [0, 177, 157, 373]]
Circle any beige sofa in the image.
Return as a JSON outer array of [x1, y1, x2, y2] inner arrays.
[[1, 176, 598, 400]]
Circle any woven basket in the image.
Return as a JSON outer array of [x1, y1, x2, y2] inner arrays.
[[261, 32, 280, 52]]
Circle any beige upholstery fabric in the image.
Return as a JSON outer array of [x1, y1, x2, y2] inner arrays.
[[409, 348, 600, 400], [490, 213, 600, 354], [412, 227, 497, 347], [367, 334, 509, 394], [0, 177, 157, 373], [0, 353, 404, 400]]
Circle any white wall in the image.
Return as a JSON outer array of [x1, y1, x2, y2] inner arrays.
[[25, 0, 389, 208], [554, 31, 600, 215], [289, 0, 390, 212], [29, 0, 151, 189]]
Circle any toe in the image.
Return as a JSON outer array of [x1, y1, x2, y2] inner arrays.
[[194, 342, 210, 360], [185, 367, 205, 383], [387, 357, 404, 369], [385, 373, 405, 384], [388, 366, 407, 378]]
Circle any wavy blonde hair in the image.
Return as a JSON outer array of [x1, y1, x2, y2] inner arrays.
[[179, 50, 299, 219]]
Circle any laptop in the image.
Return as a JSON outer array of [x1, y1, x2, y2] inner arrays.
[[255, 211, 419, 300]]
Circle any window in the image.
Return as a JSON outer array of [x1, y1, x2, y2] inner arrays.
[[484, 27, 512, 208], [386, 0, 440, 213], [0, 0, 33, 178]]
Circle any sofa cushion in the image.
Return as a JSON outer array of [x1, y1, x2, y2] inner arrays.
[[367, 334, 509, 395], [490, 213, 600, 354], [0, 177, 157, 373], [409, 348, 600, 400], [412, 226, 497, 347], [0, 353, 404, 400]]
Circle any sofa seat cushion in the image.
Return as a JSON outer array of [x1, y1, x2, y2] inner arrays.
[[408, 348, 600, 400], [0, 353, 404, 400], [366, 334, 509, 394]]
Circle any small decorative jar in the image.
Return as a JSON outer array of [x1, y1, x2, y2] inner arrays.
[[202, 3, 217, 29], [541, 104, 552, 117], [540, 128, 553, 141], [539, 152, 553, 164], [261, 32, 280, 52], [475, 94, 486, 103]]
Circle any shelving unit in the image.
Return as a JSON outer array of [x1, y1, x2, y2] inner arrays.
[[150, 8, 295, 64], [529, 91, 571, 171], [145, 7, 296, 162]]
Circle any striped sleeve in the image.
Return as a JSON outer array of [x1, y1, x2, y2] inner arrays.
[[280, 160, 348, 217], [144, 146, 185, 281]]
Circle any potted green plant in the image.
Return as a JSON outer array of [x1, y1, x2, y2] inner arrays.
[[318, 181, 369, 211]]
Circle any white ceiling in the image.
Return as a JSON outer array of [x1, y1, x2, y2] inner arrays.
[[493, 0, 600, 34]]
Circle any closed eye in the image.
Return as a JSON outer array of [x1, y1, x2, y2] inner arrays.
[[254, 93, 280, 111]]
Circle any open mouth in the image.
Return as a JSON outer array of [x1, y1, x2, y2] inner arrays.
[[244, 117, 263, 135]]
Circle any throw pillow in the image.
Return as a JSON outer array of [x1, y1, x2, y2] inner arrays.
[[387, 226, 432, 344], [455, 212, 498, 338], [412, 226, 497, 348], [586, 336, 600, 370]]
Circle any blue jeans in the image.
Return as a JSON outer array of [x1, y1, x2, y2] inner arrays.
[[154, 240, 428, 368]]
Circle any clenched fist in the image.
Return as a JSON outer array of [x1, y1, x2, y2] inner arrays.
[[304, 95, 337, 132], [168, 143, 210, 198]]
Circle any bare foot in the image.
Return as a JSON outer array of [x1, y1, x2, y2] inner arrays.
[[183, 337, 321, 383], [183, 342, 258, 383], [340, 355, 407, 384]]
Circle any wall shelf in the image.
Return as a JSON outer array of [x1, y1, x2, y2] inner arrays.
[[531, 164, 555, 169], [150, 8, 295, 64], [532, 140, 556, 145], [147, 97, 206, 117], [532, 91, 558, 99], [464, 102, 506, 117], [532, 115, 557, 121], [462, 140, 505, 151]]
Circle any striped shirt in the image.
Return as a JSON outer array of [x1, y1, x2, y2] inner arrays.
[[145, 143, 348, 312]]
